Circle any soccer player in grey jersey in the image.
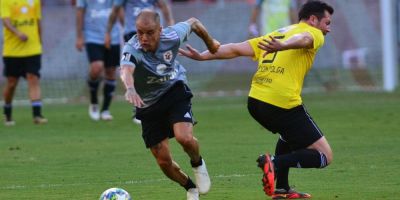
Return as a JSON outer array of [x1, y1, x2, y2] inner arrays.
[[119, 9, 219, 200], [76, 0, 122, 121]]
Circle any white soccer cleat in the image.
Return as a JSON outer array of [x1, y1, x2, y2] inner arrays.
[[33, 116, 48, 124], [186, 188, 199, 200], [132, 117, 141, 124], [4, 120, 16, 126], [100, 110, 113, 121], [192, 159, 211, 194], [88, 104, 100, 121]]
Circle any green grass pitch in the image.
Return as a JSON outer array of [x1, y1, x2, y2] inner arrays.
[[1, 91, 400, 199]]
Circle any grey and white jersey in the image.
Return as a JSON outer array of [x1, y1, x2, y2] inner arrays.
[[77, 0, 120, 44], [115, 0, 159, 35], [121, 22, 191, 107]]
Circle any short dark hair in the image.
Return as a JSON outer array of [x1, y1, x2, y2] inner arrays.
[[298, 0, 334, 21]]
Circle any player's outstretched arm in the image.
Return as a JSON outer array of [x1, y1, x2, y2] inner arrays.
[[120, 65, 145, 108], [258, 32, 313, 57], [185, 17, 220, 54], [179, 41, 254, 61]]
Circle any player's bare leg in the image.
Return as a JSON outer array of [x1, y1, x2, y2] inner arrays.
[[150, 139, 198, 199], [100, 66, 117, 121], [26, 73, 47, 124], [88, 60, 104, 121], [174, 122, 211, 194], [3, 76, 19, 125]]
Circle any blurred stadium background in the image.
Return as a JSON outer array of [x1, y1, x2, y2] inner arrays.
[[0, 0, 399, 104]]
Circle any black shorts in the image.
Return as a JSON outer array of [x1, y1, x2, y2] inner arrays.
[[85, 43, 120, 67], [123, 32, 136, 42], [3, 55, 41, 78], [247, 97, 323, 150], [136, 81, 194, 148]]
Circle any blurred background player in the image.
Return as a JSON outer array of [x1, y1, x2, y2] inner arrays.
[[1, 0, 47, 126], [105, 0, 174, 45], [248, 0, 304, 38], [76, 0, 123, 121], [120, 10, 219, 200], [180, 1, 334, 198], [105, 0, 174, 124]]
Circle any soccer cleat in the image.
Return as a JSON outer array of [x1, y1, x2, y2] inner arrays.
[[257, 154, 275, 196], [132, 117, 141, 124], [4, 119, 16, 126], [186, 188, 199, 200], [100, 110, 113, 121], [192, 159, 211, 194], [88, 104, 100, 121], [272, 188, 312, 199], [33, 116, 48, 124]]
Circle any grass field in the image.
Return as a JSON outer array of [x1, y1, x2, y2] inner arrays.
[[1, 91, 400, 200]]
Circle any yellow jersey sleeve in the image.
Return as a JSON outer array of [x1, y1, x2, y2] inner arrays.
[[307, 27, 324, 50], [248, 36, 263, 62]]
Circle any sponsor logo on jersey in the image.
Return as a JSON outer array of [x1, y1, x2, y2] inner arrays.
[[156, 64, 167, 75]]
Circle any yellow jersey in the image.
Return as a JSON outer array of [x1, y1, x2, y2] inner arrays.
[[248, 22, 324, 109], [1, 0, 42, 57]]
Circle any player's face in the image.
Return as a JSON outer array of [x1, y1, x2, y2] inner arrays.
[[136, 20, 162, 52], [316, 10, 332, 35]]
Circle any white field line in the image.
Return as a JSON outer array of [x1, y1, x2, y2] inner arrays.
[[0, 173, 259, 190]]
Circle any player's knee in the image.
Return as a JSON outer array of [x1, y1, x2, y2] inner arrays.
[[175, 133, 194, 147]]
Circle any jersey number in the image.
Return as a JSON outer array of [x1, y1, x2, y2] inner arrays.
[[262, 35, 285, 64]]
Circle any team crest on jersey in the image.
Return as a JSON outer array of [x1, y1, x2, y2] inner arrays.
[[20, 6, 28, 14], [163, 50, 173, 63], [156, 64, 168, 75]]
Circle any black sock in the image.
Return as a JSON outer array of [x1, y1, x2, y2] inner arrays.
[[101, 79, 116, 111], [31, 100, 42, 117], [190, 156, 203, 168], [87, 79, 100, 104], [274, 138, 292, 191], [4, 104, 12, 120], [183, 177, 196, 191], [274, 149, 328, 169]]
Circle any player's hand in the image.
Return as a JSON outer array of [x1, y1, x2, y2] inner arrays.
[[125, 87, 145, 108], [207, 39, 220, 54], [248, 23, 259, 38], [258, 36, 284, 57], [179, 44, 203, 60], [104, 33, 111, 49], [76, 36, 84, 51], [17, 32, 28, 42]]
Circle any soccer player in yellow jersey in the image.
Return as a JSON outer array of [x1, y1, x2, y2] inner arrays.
[[1, 0, 47, 125], [179, 1, 334, 199]]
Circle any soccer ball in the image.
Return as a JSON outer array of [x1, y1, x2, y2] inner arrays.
[[99, 188, 132, 200]]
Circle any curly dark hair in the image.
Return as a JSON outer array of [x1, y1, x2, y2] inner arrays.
[[298, 0, 334, 21]]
